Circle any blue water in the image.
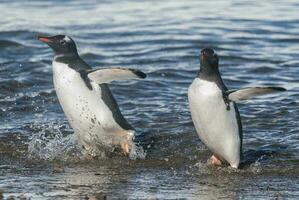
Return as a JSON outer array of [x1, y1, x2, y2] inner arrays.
[[0, 0, 298, 199]]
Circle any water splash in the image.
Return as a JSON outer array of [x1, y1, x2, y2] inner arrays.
[[27, 122, 83, 162], [249, 155, 266, 174], [27, 122, 146, 161], [129, 141, 146, 160]]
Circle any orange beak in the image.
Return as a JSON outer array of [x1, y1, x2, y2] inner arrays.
[[38, 36, 50, 43]]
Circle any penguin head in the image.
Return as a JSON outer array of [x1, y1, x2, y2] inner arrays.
[[200, 48, 219, 69], [38, 35, 78, 57]]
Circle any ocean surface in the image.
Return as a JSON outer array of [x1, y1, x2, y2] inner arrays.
[[0, 0, 298, 199]]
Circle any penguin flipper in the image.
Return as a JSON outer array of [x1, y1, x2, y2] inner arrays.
[[227, 86, 286, 102], [87, 68, 146, 84]]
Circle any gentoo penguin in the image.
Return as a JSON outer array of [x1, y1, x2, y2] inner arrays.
[[188, 48, 286, 168], [38, 35, 146, 157]]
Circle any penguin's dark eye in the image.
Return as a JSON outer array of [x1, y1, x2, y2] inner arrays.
[[60, 40, 66, 46]]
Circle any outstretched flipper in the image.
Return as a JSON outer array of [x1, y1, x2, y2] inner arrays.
[[87, 68, 146, 84], [226, 86, 286, 102]]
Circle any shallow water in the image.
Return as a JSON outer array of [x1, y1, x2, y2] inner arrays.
[[0, 0, 299, 199]]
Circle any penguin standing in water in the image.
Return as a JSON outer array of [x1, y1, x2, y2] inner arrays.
[[38, 35, 146, 157], [188, 48, 285, 168]]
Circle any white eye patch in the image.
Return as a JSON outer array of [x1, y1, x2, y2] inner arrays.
[[64, 36, 71, 42]]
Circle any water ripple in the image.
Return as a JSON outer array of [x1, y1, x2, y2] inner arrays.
[[0, 0, 298, 199]]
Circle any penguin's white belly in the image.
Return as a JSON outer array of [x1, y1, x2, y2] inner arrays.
[[188, 78, 240, 167], [52, 61, 128, 153]]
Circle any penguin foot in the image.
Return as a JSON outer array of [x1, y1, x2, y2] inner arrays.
[[111, 130, 134, 156], [120, 142, 130, 156], [207, 155, 222, 166]]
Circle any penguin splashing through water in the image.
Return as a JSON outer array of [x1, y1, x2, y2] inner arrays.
[[38, 35, 146, 157]]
